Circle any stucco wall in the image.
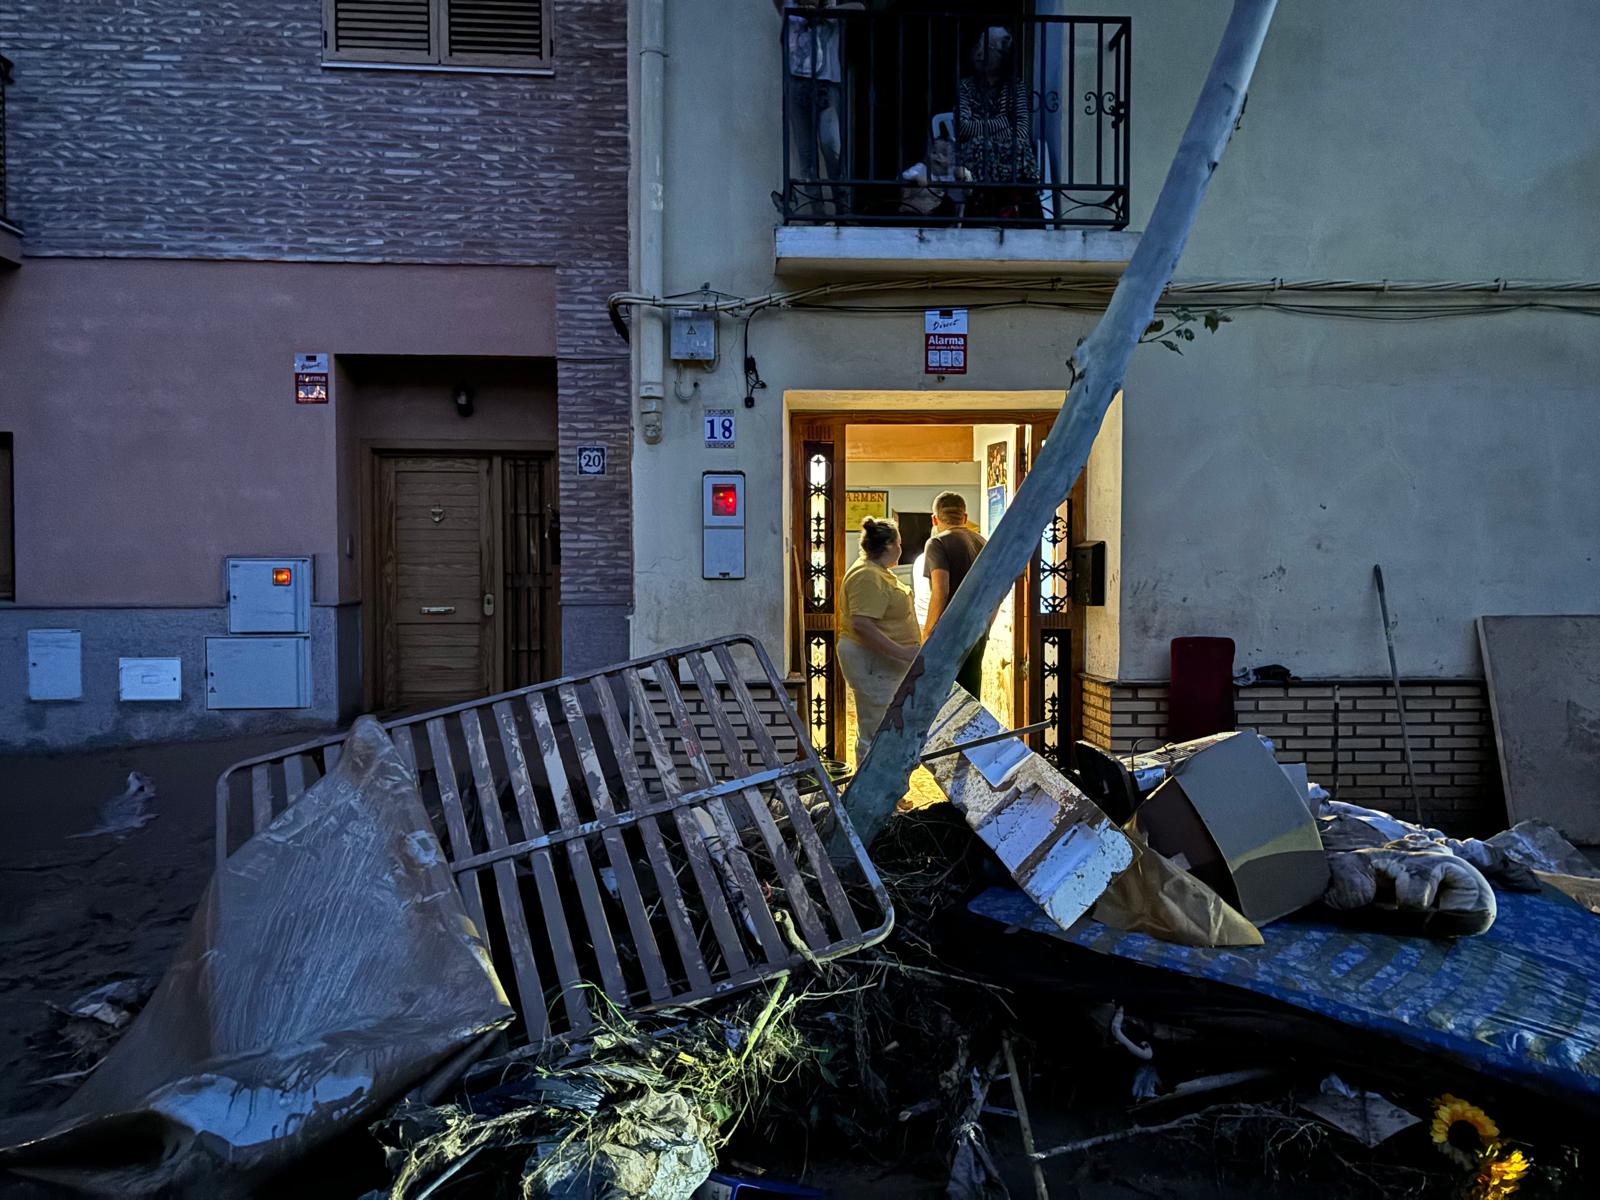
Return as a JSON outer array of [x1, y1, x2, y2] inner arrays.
[[635, 0, 1600, 684], [0, 258, 556, 608], [1109, 0, 1600, 282], [632, 306, 1100, 662], [1104, 0, 1600, 679], [1084, 392, 1123, 679], [1116, 306, 1600, 679]]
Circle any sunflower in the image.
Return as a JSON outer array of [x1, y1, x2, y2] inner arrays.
[[1431, 1094, 1499, 1168], [1469, 1147, 1532, 1200]]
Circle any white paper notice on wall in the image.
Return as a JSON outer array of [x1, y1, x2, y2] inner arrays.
[[28, 629, 83, 701], [120, 658, 182, 702]]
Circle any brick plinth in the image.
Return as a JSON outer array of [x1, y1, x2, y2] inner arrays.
[[1079, 677, 1503, 834]]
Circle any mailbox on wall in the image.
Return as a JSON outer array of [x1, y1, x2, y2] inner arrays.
[[702, 472, 745, 580]]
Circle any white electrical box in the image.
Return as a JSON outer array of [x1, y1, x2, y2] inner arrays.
[[227, 556, 311, 634], [670, 309, 717, 361], [120, 657, 182, 702], [27, 629, 83, 701], [702, 472, 746, 580], [206, 637, 312, 709]]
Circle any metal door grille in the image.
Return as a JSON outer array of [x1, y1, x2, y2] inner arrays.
[[216, 636, 892, 1043], [502, 455, 552, 689]]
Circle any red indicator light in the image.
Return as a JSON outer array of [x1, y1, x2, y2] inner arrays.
[[272, 567, 293, 586], [711, 484, 739, 517]]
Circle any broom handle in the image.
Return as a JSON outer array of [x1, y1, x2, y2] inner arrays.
[[1374, 564, 1424, 824]]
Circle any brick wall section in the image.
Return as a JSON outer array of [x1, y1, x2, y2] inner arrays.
[[1079, 678, 1503, 834], [1082, 678, 1113, 748], [0, 0, 632, 610]]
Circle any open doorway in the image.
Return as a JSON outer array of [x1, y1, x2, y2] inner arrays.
[[791, 409, 1082, 773]]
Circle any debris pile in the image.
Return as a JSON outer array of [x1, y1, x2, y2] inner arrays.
[[364, 984, 803, 1199], [5, 639, 1598, 1198]]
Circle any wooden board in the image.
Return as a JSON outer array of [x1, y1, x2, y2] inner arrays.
[[1478, 615, 1600, 843], [846, 423, 973, 463]]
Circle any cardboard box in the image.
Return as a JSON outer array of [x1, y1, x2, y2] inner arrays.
[[1138, 731, 1329, 924]]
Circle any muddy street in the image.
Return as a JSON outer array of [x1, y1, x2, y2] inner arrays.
[[0, 732, 313, 1118]]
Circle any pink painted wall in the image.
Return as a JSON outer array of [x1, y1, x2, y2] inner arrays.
[[0, 258, 556, 606]]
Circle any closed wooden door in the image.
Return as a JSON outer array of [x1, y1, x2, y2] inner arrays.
[[378, 455, 495, 708], [376, 453, 557, 710]]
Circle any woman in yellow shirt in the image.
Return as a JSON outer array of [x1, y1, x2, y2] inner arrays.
[[838, 517, 922, 766]]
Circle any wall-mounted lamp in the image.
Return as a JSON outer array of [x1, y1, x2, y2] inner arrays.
[[454, 386, 475, 419]]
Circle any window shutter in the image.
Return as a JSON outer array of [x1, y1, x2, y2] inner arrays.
[[443, 0, 550, 68], [325, 0, 437, 64]]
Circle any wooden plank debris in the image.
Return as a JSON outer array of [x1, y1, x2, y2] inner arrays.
[[922, 689, 1134, 932]]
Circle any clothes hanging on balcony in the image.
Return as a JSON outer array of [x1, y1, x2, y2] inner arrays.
[[784, 11, 846, 216], [957, 75, 1041, 220], [784, 11, 842, 83]]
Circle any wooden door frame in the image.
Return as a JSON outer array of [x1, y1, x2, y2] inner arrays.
[[360, 438, 557, 713], [787, 409, 1083, 761]]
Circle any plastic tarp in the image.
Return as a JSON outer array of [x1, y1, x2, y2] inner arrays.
[[0, 717, 515, 1197], [970, 884, 1600, 1104]]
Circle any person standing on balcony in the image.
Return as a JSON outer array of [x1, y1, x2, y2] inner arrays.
[[957, 25, 1041, 221], [921, 491, 990, 700], [839, 518, 921, 766], [775, 0, 862, 217]]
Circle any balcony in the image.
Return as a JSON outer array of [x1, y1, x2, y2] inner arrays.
[[0, 54, 17, 267], [776, 6, 1138, 276]]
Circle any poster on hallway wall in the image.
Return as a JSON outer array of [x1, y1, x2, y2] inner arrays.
[[985, 440, 1008, 532], [845, 490, 889, 533]]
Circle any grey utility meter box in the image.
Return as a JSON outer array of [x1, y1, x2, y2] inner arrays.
[[670, 309, 717, 362], [702, 472, 746, 580], [227, 556, 311, 633], [206, 637, 312, 709]]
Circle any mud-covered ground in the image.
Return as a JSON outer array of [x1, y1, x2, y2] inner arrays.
[[0, 735, 1337, 1199], [0, 732, 310, 1119], [0, 738, 1568, 1199]]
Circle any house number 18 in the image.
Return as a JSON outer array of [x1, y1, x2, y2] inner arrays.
[[703, 410, 736, 448]]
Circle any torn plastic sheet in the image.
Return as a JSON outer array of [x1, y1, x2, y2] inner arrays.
[[1488, 820, 1600, 914], [0, 717, 515, 1197]]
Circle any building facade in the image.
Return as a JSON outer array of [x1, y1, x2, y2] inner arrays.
[[626, 0, 1600, 831], [0, 0, 631, 750]]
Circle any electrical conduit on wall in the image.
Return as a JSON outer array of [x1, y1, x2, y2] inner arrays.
[[637, 0, 666, 443]]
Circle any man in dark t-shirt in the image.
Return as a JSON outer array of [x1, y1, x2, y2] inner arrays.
[[921, 490, 989, 699]]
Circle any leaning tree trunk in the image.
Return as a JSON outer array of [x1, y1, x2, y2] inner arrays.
[[841, 0, 1280, 849]]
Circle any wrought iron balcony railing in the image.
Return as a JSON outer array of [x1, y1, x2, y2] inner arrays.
[[780, 7, 1129, 229]]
